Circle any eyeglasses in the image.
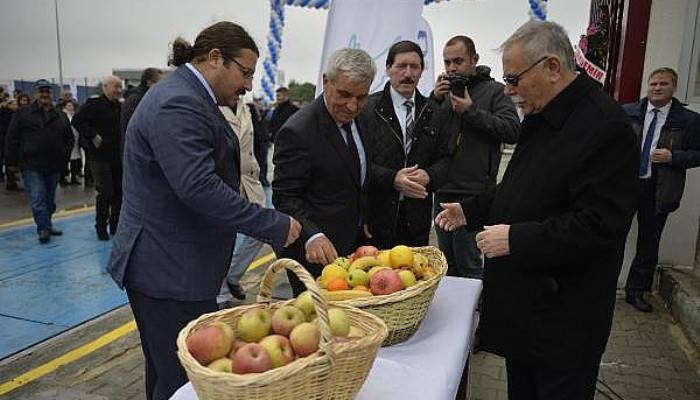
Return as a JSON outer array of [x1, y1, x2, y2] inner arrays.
[[229, 57, 255, 80], [502, 56, 548, 87]]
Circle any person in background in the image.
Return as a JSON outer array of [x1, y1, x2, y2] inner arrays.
[[121, 68, 164, 141], [62, 100, 83, 185], [269, 86, 298, 143], [0, 99, 18, 186], [5, 79, 73, 243], [16, 93, 31, 107]]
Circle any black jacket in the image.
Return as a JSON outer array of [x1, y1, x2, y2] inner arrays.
[[72, 95, 121, 162], [435, 67, 520, 198], [269, 100, 298, 142], [461, 74, 638, 367], [359, 82, 450, 247], [4, 102, 74, 172], [623, 97, 700, 213]]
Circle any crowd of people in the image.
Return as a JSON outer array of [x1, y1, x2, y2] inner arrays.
[[2, 16, 700, 400]]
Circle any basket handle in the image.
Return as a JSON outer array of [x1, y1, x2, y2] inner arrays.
[[256, 258, 335, 364]]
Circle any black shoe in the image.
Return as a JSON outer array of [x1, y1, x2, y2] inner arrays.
[[49, 228, 63, 236], [109, 224, 118, 236], [226, 281, 246, 300], [38, 230, 51, 244], [69, 177, 81, 185], [96, 228, 109, 241], [626, 293, 653, 313]]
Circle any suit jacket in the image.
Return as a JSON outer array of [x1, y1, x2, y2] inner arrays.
[[623, 97, 700, 213], [72, 95, 121, 162], [461, 74, 639, 367], [107, 66, 289, 301], [272, 95, 368, 273]]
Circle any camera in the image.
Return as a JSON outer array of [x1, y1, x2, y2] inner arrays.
[[446, 74, 468, 98]]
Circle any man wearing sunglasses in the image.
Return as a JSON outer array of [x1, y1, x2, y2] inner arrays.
[[436, 21, 638, 399], [5, 79, 74, 243], [431, 35, 520, 280]]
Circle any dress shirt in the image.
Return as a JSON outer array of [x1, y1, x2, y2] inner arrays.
[[185, 63, 217, 104], [639, 101, 671, 179]]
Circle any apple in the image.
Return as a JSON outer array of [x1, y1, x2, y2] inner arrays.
[[368, 266, 391, 280], [347, 269, 369, 288], [228, 339, 249, 358], [377, 250, 392, 267], [370, 269, 404, 296], [289, 322, 320, 356], [390, 245, 414, 267], [259, 334, 295, 368], [348, 326, 366, 339], [398, 270, 417, 288], [237, 308, 272, 343], [186, 321, 234, 365], [328, 308, 351, 337], [271, 305, 306, 336], [294, 291, 315, 318], [231, 343, 273, 374], [353, 245, 379, 261], [207, 357, 233, 373]]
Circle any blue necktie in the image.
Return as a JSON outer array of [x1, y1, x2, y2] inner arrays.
[[640, 109, 659, 176]]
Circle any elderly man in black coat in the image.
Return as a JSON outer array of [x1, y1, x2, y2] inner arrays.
[[436, 21, 639, 399]]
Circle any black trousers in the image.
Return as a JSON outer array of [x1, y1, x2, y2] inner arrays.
[[69, 158, 82, 179], [625, 177, 669, 294], [371, 200, 430, 250], [505, 358, 601, 400], [91, 159, 122, 232], [127, 289, 218, 400]]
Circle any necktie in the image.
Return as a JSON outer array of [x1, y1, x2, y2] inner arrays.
[[404, 100, 415, 154], [341, 123, 361, 183], [640, 108, 659, 177]]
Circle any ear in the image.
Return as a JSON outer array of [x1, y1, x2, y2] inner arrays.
[[322, 73, 329, 90], [207, 48, 224, 68], [546, 56, 563, 82], [473, 53, 480, 64]]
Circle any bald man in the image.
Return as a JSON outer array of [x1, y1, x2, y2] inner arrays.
[[73, 75, 124, 240]]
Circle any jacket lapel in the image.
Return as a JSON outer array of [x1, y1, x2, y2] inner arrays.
[[318, 96, 361, 187]]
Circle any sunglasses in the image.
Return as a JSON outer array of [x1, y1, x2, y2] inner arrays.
[[503, 56, 549, 87], [229, 57, 255, 80]]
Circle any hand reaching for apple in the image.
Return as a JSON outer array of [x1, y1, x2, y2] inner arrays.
[[285, 217, 301, 246], [434, 202, 466, 231], [306, 235, 338, 265], [394, 165, 428, 199]]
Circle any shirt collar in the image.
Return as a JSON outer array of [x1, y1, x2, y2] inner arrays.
[[389, 85, 415, 108], [185, 63, 217, 104], [646, 100, 671, 117]]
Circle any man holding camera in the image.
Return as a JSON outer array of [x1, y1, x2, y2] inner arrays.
[[432, 35, 520, 279], [360, 40, 450, 248]]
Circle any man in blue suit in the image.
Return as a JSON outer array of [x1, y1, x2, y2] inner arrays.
[[107, 22, 300, 400]]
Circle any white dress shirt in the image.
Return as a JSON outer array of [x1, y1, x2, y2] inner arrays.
[[639, 101, 671, 179]]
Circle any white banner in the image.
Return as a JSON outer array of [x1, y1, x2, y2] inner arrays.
[[416, 17, 436, 97], [316, 0, 425, 97], [574, 45, 606, 84]]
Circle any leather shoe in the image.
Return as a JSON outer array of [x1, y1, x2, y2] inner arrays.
[[626, 293, 653, 313], [96, 227, 109, 241], [38, 230, 51, 244], [226, 281, 246, 300], [49, 228, 63, 236]]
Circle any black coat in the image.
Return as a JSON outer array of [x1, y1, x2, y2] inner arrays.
[[269, 100, 298, 142], [4, 102, 74, 172], [461, 74, 639, 367], [272, 95, 368, 274], [359, 83, 450, 247], [72, 95, 121, 162], [623, 97, 700, 213]]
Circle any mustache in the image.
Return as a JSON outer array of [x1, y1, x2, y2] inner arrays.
[[400, 78, 415, 85]]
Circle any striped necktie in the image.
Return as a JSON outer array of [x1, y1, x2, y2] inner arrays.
[[404, 100, 415, 154]]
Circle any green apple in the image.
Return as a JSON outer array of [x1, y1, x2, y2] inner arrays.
[[271, 305, 306, 336], [328, 308, 351, 337], [347, 269, 369, 288], [259, 334, 295, 368], [207, 357, 233, 373], [237, 308, 272, 343], [294, 291, 315, 318], [398, 270, 417, 288], [289, 322, 320, 356]]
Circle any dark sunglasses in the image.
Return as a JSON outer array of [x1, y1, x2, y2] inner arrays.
[[502, 56, 549, 87], [229, 57, 255, 80]]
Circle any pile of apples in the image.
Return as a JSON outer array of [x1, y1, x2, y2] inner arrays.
[[185, 293, 365, 374], [317, 245, 437, 300]]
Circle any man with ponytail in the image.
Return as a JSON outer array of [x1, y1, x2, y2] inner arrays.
[[106, 21, 301, 400]]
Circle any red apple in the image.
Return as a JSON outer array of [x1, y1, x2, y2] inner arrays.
[[351, 245, 379, 261], [231, 343, 273, 374], [289, 322, 320, 356], [186, 321, 234, 365], [369, 269, 404, 295], [228, 339, 249, 358], [271, 305, 306, 336], [259, 334, 295, 368]]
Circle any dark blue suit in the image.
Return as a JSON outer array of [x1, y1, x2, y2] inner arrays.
[[107, 65, 289, 400]]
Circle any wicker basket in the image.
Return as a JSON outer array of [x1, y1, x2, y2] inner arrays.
[[334, 246, 447, 346], [176, 258, 388, 400]]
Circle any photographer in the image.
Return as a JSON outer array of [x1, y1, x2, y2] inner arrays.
[[432, 35, 520, 279]]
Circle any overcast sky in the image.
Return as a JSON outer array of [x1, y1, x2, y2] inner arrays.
[[0, 0, 589, 95]]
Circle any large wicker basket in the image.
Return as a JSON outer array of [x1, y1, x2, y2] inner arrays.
[[177, 259, 388, 400], [334, 245, 447, 346]]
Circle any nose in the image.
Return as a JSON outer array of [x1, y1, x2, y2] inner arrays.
[[346, 98, 359, 114], [244, 80, 253, 92], [503, 84, 515, 97]]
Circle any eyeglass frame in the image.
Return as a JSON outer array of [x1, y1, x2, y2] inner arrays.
[[229, 57, 255, 80], [502, 56, 549, 87]]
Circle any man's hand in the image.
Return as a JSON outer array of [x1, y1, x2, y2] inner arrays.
[[475, 225, 511, 258], [394, 165, 428, 198], [434, 203, 466, 231], [363, 223, 373, 239], [432, 74, 450, 102], [651, 148, 672, 164], [284, 217, 301, 247], [405, 168, 430, 188], [92, 134, 103, 149], [450, 90, 473, 114], [305, 235, 338, 265]]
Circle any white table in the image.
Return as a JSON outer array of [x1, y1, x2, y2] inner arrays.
[[171, 277, 482, 400]]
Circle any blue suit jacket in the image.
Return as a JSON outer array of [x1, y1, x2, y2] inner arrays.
[[107, 66, 289, 301]]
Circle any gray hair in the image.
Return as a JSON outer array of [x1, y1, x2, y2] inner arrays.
[[499, 21, 576, 73], [102, 75, 122, 89], [325, 48, 376, 83]]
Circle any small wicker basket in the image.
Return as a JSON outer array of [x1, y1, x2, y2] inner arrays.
[[176, 258, 388, 400], [334, 246, 447, 346]]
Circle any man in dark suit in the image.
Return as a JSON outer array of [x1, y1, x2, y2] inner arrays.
[[436, 21, 639, 399], [107, 22, 300, 400], [623, 67, 700, 312], [269, 86, 298, 143], [359, 40, 450, 248], [273, 48, 376, 295]]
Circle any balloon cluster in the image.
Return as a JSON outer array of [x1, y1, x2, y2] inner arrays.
[[528, 0, 548, 21]]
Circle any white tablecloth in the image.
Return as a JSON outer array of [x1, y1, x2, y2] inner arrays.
[[171, 277, 482, 400]]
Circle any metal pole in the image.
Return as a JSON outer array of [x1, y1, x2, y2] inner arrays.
[[54, 0, 64, 92]]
